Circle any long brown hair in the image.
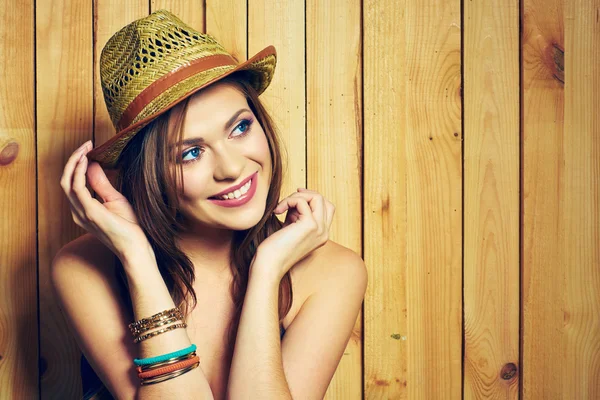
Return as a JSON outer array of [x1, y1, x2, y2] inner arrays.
[[111, 71, 292, 349]]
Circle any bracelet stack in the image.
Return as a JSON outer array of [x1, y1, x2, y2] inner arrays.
[[129, 306, 199, 386]]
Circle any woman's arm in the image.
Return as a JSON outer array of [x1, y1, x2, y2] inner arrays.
[[226, 259, 292, 399], [123, 245, 215, 400]]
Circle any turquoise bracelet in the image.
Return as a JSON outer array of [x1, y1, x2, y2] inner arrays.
[[133, 344, 197, 366]]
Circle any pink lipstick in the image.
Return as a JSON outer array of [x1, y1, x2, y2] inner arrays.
[[207, 171, 258, 208]]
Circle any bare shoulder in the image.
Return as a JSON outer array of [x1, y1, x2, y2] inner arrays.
[[54, 233, 118, 273], [51, 233, 138, 398], [283, 240, 367, 328]]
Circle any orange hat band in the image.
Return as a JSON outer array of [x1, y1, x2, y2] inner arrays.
[[117, 53, 237, 131]]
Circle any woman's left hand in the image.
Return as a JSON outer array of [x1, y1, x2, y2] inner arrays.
[[253, 188, 335, 281]]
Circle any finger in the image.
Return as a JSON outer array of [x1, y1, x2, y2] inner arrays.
[[72, 155, 97, 213], [86, 161, 126, 203], [62, 153, 90, 219], [282, 196, 314, 224], [325, 202, 335, 229], [60, 141, 91, 191], [286, 191, 326, 229]]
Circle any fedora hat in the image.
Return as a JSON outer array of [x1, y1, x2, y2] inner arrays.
[[87, 9, 277, 169]]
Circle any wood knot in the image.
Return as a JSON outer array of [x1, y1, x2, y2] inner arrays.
[[546, 43, 564, 84], [0, 141, 19, 166], [500, 362, 518, 380]]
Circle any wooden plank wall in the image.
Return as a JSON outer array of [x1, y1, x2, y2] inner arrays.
[[0, 0, 598, 399]]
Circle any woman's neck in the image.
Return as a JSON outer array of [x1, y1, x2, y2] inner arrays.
[[175, 228, 234, 279]]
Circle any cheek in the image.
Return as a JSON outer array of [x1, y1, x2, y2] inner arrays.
[[252, 128, 272, 166], [179, 168, 211, 200]]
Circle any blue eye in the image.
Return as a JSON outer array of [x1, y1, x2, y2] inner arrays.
[[181, 146, 203, 164], [232, 118, 253, 137], [181, 118, 254, 165]]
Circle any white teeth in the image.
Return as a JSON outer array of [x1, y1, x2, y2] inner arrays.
[[219, 179, 252, 200]]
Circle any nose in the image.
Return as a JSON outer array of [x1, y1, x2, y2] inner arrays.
[[211, 143, 244, 181]]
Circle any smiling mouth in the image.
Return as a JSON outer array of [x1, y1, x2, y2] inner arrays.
[[208, 178, 253, 200]]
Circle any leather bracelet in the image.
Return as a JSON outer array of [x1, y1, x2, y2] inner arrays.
[[139, 362, 200, 385], [138, 355, 200, 379]]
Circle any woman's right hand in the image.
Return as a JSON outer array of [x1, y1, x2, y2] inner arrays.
[[60, 140, 151, 261]]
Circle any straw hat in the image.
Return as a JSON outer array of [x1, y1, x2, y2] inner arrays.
[[87, 9, 277, 169]]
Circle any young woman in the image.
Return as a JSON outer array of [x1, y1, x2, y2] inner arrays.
[[51, 10, 367, 400]]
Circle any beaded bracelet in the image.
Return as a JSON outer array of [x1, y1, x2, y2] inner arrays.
[[133, 322, 187, 343], [140, 361, 200, 385]]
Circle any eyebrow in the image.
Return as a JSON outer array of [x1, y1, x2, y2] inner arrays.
[[170, 108, 250, 149]]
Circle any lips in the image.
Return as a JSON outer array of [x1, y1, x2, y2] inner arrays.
[[209, 171, 258, 199], [207, 172, 258, 208]]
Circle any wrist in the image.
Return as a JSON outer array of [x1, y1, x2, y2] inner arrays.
[[120, 241, 155, 262], [120, 244, 159, 278], [250, 252, 285, 285]]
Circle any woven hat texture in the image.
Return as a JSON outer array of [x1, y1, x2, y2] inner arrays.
[[87, 9, 277, 169]]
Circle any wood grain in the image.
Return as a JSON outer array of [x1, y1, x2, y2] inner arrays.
[[151, 0, 204, 34], [0, 1, 36, 399], [206, 0, 247, 62], [463, 0, 520, 398], [522, 0, 600, 398], [363, 0, 408, 397], [306, 0, 363, 398], [36, 1, 93, 398], [403, 0, 463, 397], [248, 0, 306, 199]]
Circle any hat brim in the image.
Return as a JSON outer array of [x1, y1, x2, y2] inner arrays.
[[87, 45, 276, 170]]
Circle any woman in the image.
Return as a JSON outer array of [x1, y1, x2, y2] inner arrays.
[[51, 9, 367, 400]]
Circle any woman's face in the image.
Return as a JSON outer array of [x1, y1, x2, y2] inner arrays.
[[168, 81, 272, 232]]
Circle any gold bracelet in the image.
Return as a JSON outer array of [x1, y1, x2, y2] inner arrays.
[[137, 352, 197, 372], [130, 308, 182, 330], [129, 307, 182, 329], [129, 307, 183, 331], [139, 362, 199, 385], [134, 322, 187, 343], [130, 316, 180, 336]]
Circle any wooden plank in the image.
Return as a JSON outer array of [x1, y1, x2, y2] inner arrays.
[[363, 0, 408, 397], [561, 1, 600, 396], [521, 0, 564, 393], [306, 0, 362, 398], [403, 0, 463, 397], [36, 1, 93, 398], [151, 0, 204, 33], [522, 0, 600, 397], [462, 0, 520, 398], [206, 0, 247, 62], [0, 1, 36, 398], [248, 0, 305, 201]]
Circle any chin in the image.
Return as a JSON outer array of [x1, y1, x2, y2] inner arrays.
[[221, 207, 266, 231]]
